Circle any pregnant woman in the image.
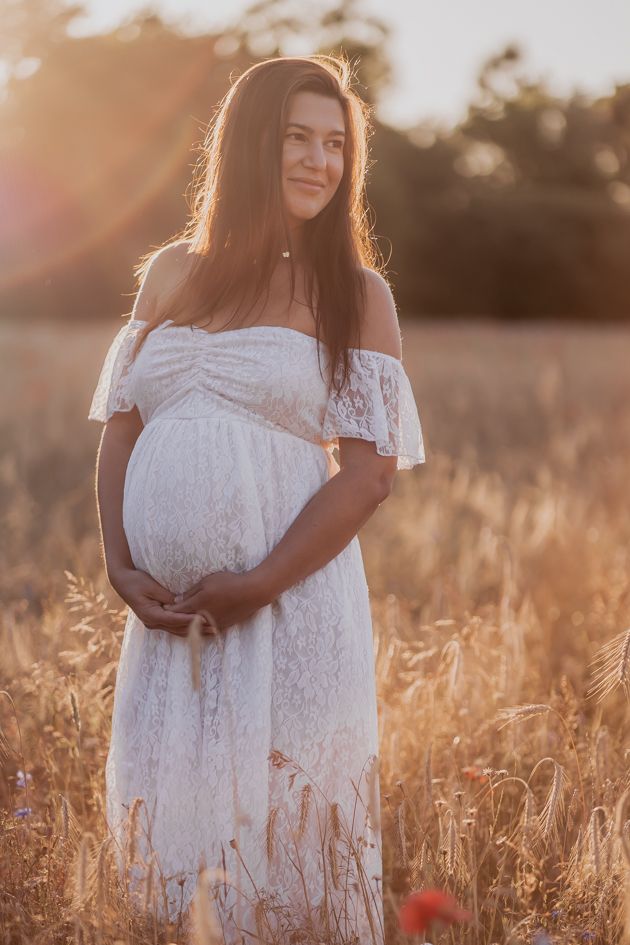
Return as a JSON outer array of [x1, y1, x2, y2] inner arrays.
[[89, 55, 425, 943]]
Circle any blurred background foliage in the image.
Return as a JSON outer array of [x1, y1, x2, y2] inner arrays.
[[2, 0, 630, 321]]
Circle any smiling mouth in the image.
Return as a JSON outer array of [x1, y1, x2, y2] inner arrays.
[[289, 179, 325, 190]]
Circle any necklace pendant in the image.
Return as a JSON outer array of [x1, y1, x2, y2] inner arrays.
[[282, 250, 290, 258]]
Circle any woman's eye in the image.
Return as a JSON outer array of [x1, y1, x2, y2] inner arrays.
[[286, 133, 343, 148]]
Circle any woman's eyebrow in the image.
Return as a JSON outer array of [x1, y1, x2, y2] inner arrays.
[[286, 122, 346, 137]]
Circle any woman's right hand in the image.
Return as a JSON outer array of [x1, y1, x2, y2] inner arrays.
[[108, 567, 209, 637]]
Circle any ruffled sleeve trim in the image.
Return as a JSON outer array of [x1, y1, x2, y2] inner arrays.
[[321, 348, 425, 471], [87, 318, 145, 423]]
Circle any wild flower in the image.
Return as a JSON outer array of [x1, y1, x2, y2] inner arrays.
[[462, 764, 489, 784], [14, 807, 32, 818], [398, 888, 472, 935], [15, 769, 32, 789]]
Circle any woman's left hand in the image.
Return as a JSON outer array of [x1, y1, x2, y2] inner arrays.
[[162, 570, 268, 633]]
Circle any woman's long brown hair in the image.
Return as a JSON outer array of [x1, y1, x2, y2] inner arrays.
[[129, 53, 384, 395]]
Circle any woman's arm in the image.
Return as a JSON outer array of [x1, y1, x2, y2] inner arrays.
[[94, 410, 142, 583], [246, 443, 397, 605]]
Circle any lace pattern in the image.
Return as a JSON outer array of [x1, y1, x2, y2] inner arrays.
[[88, 318, 144, 423], [322, 348, 425, 470]]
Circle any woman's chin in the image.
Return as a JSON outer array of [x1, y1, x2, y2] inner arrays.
[[285, 205, 325, 223]]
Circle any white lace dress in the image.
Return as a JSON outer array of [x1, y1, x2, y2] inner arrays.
[[88, 317, 425, 943]]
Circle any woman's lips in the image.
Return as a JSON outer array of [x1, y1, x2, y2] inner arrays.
[[289, 179, 325, 192]]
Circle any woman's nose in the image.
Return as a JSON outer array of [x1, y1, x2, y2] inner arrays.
[[304, 141, 326, 169]]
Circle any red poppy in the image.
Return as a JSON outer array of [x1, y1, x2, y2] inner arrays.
[[398, 889, 472, 934], [462, 765, 489, 784]]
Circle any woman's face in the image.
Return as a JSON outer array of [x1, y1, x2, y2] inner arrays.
[[281, 90, 345, 228]]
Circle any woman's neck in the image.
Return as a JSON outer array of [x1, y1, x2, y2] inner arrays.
[[284, 221, 306, 263]]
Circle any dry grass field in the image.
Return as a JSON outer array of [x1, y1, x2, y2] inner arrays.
[[1, 316, 630, 945]]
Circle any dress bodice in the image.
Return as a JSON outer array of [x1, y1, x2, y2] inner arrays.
[[88, 317, 425, 470]]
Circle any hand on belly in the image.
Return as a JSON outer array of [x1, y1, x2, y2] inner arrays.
[[109, 566, 212, 637], [163, 569, 269, 633]]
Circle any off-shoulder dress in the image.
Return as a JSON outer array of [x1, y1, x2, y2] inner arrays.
[[88, 316, 425, 943]]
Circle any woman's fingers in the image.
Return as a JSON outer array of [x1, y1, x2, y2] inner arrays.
[[165, 593, 203, 614], [129, 570, 177, 605], [139, 602, 217, 636], [177, 572, 222, 603], [141, 603, 192, 630], [178, 581, 203, 601], [197, 609, 221, 633], [150, 584, 177, 605]]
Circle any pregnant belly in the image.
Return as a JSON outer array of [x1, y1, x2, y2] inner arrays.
[[122, 416, 328, 594]]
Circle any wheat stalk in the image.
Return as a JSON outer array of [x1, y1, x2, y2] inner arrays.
[[254, 899, 268, 943], [592, 725, 609, 795], [269, 749, 292, 769], [495, 704, 552, 729], [521, 784, 538, 853], [70, 689, 81, 733], [143, 851, 154, 912], [329, 802, 342, 841], [95, 836, 111, 910], [614, 788, 630, 867], [424, 742, 433, 808], [188, 614, 203, 692], [191, 869, 222, 945], [587, 628, 630, 703], [125, 797, 143, 882], [0, 723, 12, 766], [438, 639, 462, 700], [297, 782, 313, 840], [60, 794, 69, 841], [587, 806, 606, 875], [328, 836, 340, 890], [73, 831, 95, 911], [265, 806, 278, 862], [532, 758, 568, 846], [409, 842, 426, 888], [397, 798, 408, 867], [76, 834, 89, 904], [366, 753, 381, 834], [444, 809, 458, 875]]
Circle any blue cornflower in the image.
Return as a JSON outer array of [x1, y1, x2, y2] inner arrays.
[[14, 807, 32, 818], [15, 769, 32, 790]]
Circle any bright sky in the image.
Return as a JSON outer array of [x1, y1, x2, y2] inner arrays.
[[71, 0, 630, 129]]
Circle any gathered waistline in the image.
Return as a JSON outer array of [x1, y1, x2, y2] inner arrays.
[[146, 412, 331, 451]]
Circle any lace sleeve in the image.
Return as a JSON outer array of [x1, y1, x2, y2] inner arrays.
[[321, 348, 425, 471], [87, 318, 144, 423]]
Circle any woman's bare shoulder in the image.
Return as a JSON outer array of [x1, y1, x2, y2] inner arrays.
[[358, 267, 402, 360], [132, 240, 196, 321], [148, 239, 196, 290]]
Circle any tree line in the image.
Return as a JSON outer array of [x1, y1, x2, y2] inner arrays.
[[1, 0, 630, 320]]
